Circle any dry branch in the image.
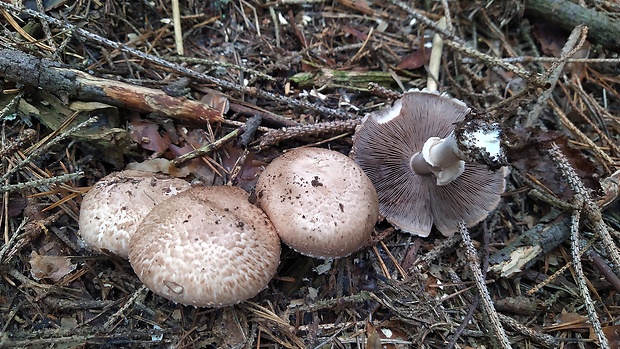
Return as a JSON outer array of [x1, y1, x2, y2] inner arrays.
[[525, 0, 620, 50], [0, 48, 223, 124]]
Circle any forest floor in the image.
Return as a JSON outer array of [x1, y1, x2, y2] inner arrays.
[[1, 0, 620, 348]]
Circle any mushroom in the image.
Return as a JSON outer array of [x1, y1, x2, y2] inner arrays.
[[128, 185, 280, 307], [351, 90, 506, 237], [78, 170, 191, 258], [255, 147, 379, 259]]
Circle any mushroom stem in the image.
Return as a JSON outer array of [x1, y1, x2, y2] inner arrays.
[[409, 133, 465, 186], [409, 122, 506, 186]]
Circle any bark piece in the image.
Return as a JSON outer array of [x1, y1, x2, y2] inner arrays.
[[0, 48, 223, 123], [525, 0, 620, 50]]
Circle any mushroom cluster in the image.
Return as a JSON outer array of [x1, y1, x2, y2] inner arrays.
[[78, 149, 380, 306], [351, 90, 506, 237]]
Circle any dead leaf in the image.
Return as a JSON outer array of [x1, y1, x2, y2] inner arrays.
[[29, 251, 76, 282], [366, 322, 382, 349], [602, 325, 620, 349], [397, 47, 431, 70], [128, 120, 171, 153], [8, 195, 26, 217], [544, 311, 590, 332], [200, 91, 230, 114], [532, 23, 566, 57], [506, 127, 602, 200]]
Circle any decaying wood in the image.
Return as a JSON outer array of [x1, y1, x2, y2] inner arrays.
[[525, 0, 620, 50], [490, 210, 570, 278], [0, 48, 223, 123]]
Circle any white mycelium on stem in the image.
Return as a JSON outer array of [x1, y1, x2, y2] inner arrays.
[[410, 122, 504, 186]]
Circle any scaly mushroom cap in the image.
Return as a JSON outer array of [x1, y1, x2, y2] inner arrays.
[[255, 147, 379, 259], [351, 90, 506, 237], [78, 170, 191, 258], [128, 186, 281, 307]]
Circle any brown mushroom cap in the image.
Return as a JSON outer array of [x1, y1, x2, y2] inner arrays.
[[78, 170, 191, 258], [128, 186, 280, 307], [255, 147, 379, 259], [351, 90, 506, 237]]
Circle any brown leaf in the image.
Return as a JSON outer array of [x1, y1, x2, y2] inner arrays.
[[128, 120, 171, 153], [506, 127, 602, 200], [343, 26, 368, 42], [8, 196, 27, 217], [602, 325, 620, 349], [200, 91, 229, 114], [397, 47, 431, 70], [366, 322, 382, 349], [29, 251, 76, 282], [532, 23, 566, 57]]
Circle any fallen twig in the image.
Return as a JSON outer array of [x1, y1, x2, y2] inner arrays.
[[0, 48, 224, 124], [257, 119, 360, 150], [459, 222, 513, 349], [525, 0, 620, 49], [548, 143, 612, 349]]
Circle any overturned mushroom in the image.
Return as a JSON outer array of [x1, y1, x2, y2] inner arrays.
[[351, 90, 506, 237], [78, 170, 191, 258], [129, 186, 280, 307], [255, 147, 379, 259]]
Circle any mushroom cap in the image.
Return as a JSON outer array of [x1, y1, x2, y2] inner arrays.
[[255, 147, 379, 259], [351, 90, 506, 237], [128, 186, 281, 307], [78, 170, 191, 258]]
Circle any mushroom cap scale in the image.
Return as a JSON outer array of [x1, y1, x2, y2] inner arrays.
[[128, 186, 280, 307], [255, 147, 379, 259], [78, 170, 191, 258], [351, 90, 506, 237]]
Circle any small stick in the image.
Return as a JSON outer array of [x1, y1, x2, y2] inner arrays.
[[548, 143, 620, 277], [171, 0, 184, 55], [459, 222, 513, 349], [525, 25, 588, 127], [103, 285, 148, 330], [238, 115, 262, 148], [427, 17, 447, 92], [368, 82, 401, 100], [497, 313, 558, 348], [257, 119, 361, 150], [568, 209, 610, 349], [588, 249, 620, 293], [0, 172, 83, 194], [172, 127, 244, 166]]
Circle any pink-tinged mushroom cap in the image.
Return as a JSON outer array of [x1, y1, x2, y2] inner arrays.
[[351, 90, 506, 237], [78, 170, 191, 258], [255, 147, 379, 259], [128, 186, 281, 307]]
